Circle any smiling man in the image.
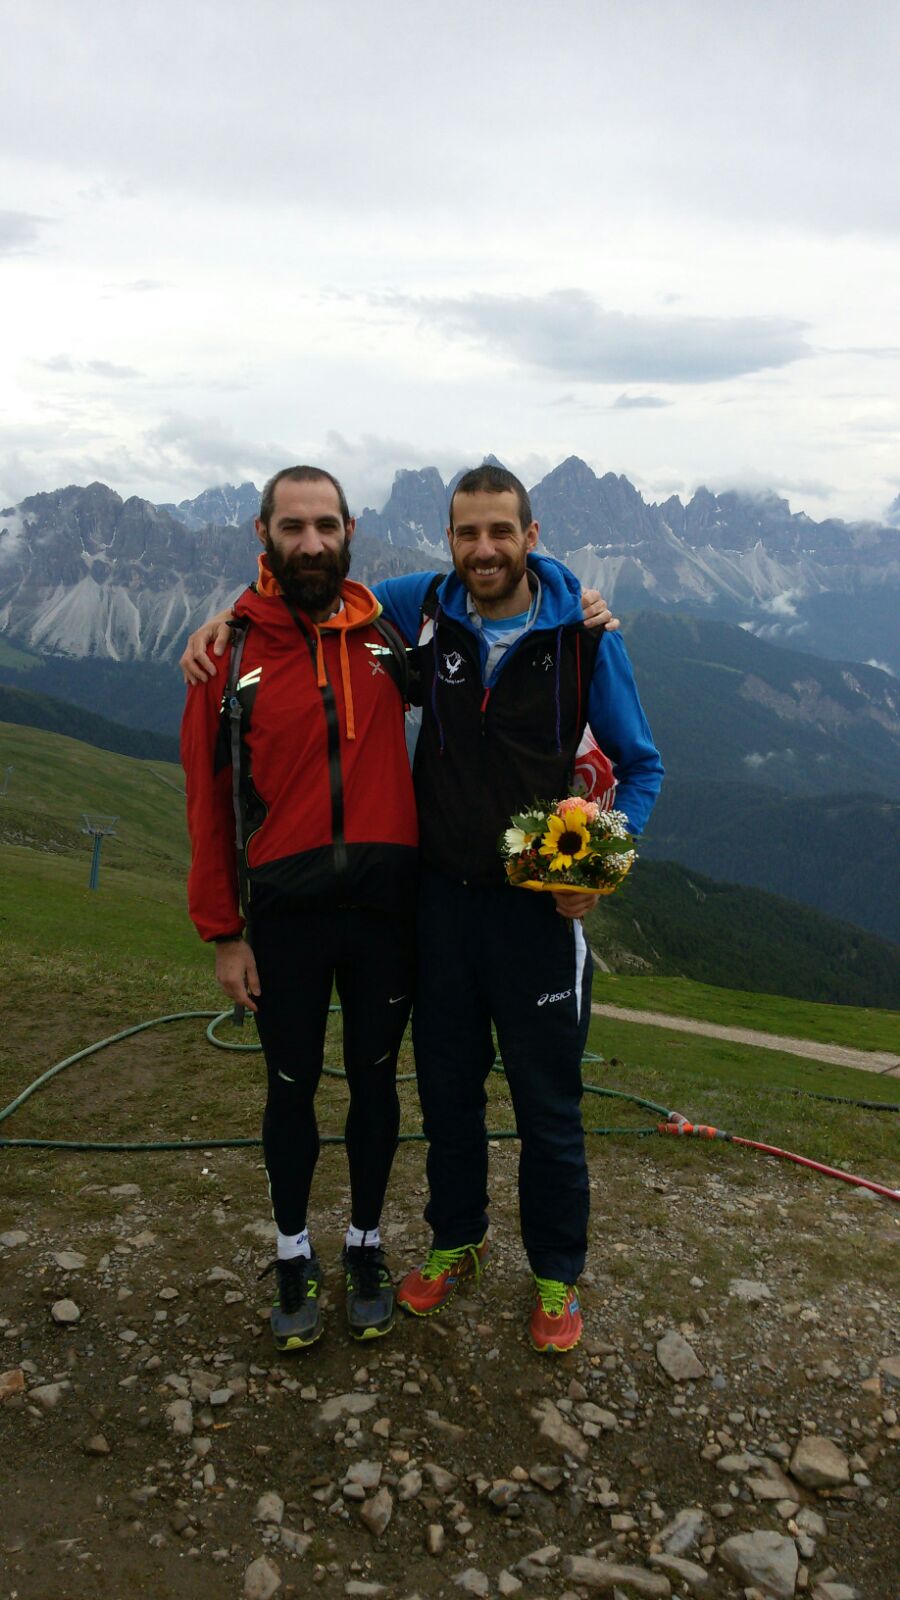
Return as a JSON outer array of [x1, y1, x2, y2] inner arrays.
[[370, 464, 664, 1352]]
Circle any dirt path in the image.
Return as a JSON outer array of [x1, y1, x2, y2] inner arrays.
[[591, 1003, 900, 1076]]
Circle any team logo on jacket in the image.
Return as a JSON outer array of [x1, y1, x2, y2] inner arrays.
[[537, 651, 554, 672], [364, 642, 391, 677], [439, 650, 466, 686]]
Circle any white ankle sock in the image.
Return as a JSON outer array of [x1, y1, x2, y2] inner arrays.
[[277, 1228, 312, 1261], [345, 1224, 381, 1250]]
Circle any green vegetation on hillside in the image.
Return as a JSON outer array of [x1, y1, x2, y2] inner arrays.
[[0, 683, 180, 762], [586, 859, 900, 1009], [592, 973, 900, 1054]]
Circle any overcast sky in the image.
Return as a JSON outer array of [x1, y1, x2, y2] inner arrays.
[[2, 0, 898, 523]]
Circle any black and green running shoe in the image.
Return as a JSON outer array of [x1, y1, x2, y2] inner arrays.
[[342, 1244, 395, 1340], [259, 1254, 323, 1351]]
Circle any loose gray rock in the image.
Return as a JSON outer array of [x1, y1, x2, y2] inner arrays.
[[320, 1392, 377, 1423], [0, 1230, 28, 1247], [811, 1583, 857, 1600], [423, 1461, 458, 1493], [397, 1468, 423, 1501], [30, 1381, 71, 1410], [453, 1572, 489, 1597], [243, 1555, 281, 1599], [279, 1528, 311, 1556], [746, 1459, 797, 1500], [52, 1251, 87, 1271], [878, 1354, 900, 1390], [255, 1491, 284, 1525], [790, 1436, 850, 1489], [209, 1387, 232, 1407], [562, 1556, 671, 1596], [532, 1398, 589, 1461], [359, 1486, 393, 1537], [83, 1434, 111, 1456], [656, 1330, 705, 1382], [345, 1460, 382, 1491], [719, 1530, 799, 1599], [658, 1508, 709, 1556], [345, 1584, 386, 1598], [729, 1279, 773, 1302], [795, 1508, 827, 1538], [50, 1298, 81, 1325], [648, 1554, 710, 1594], [498, 1573, 523, 1596], [425, 1524, 445, 1555], [164, 1399, 193, 1437]]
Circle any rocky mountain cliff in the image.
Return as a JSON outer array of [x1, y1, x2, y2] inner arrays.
[[0, 460, 897, 668]]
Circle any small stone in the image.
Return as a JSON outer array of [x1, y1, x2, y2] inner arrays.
[[424, 1461, 458, 1494], [397, 1469, 423, 1501], [165, 1399, 193, 1437], [255, 1491, 285, 1525], [530, 1462, 564, 1491], [0, 1230, 28, 1247], [158, 1286, 179, 1301], [790, 1436, 850, 1489], [532, 1398, 589, 1460], [52, 1251, 87, 1271], [811, 1583, 857, 1600], [209, 1387, 232, 1406], [562, 1556, 671, 1596], [499, 1573, 523, 1597], [746, 1459, 797, 1501], [83, 1434, 111, 1456], [320, 1392, 377, 1423], [648, 1554, 710, 1594], [280, 1527, 312, 1556], [656, 1330, 705, 1382], [426, 1523, 445, 1555], [658, 1509, 709, 1556], [728, 1279, 772, 1302], [454, 1571, 489, 1597], [30, 1381, 70, 1409], [878, 1354, 900, 1389], [243, 1554, 281, 1598], [359, 1486, 392, 1537], [795, 1508, 827, 1538], [345, 1460, 382, 1491], [0, 1368, 26, 1401], [50, 1299, 80, 1325], [719, 1530, 799, 1600], [345, 1584, 386, 1598]]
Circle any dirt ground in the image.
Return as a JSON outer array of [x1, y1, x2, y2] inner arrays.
[[2, 1070, 898, 1600], [589, 1007, 900, 1078]]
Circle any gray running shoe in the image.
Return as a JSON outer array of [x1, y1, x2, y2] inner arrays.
[[342, 1244, 395, 1340], [259, 1254, 323, 1350]]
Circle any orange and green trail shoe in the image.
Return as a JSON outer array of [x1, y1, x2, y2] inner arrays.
[[529, 1276, 583, 1354], [259, 1254, 323, 1351], [396, 1235, 490, 1317]]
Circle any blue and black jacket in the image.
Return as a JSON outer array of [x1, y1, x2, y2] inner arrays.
[[374, 553, 663, 887]]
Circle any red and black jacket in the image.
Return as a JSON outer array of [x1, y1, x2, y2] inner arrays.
[[181, 561, 418, 941]]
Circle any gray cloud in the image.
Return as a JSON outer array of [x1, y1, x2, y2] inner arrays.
[[0, 210, 48, 256], [612, 393, 673, 410], [33, 355, 141, 379], [389, 290, 811, 384]]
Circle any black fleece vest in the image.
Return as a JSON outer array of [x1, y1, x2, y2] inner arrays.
[[413, 610, 601, 885]]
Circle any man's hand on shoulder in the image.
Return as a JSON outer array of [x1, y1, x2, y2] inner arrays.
[[581, 590, 620, 633], [214, 938, 261, 1013], [180, 609, 237, 684]]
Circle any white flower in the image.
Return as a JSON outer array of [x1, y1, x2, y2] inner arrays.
[[503, 827, 529, 855]]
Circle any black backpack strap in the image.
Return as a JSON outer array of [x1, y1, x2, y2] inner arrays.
[[371, 614, 411, 703], [221, 619, 253, 937], [420, 572, 442, 622]]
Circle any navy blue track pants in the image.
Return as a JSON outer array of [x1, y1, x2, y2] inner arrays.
[[412, 868, 592, 1282], [252, 905, 414, 1238]]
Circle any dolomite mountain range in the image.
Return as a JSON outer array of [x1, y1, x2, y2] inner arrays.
[[0, 456, 897, 674]]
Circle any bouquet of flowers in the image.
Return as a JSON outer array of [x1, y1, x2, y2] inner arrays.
[[500, 796, 636, 896]]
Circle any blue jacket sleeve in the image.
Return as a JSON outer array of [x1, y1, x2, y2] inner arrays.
[[586, 631, 663, 836], [372, 573, 441, 644]]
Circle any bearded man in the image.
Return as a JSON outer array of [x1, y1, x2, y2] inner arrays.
[[181, 465, 418, 1350]]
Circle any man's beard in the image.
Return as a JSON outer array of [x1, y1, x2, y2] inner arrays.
[[456, 547, 527, 608], [266, 534, 351, 615]]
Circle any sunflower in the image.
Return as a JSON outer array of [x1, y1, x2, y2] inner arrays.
[[538, 808, 592, 871]]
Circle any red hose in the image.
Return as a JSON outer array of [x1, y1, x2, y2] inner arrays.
[[657, 1114, 899, 1203], [730, 1136, 900, 1203]]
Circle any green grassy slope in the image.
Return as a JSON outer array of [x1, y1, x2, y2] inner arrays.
[[0, 682, 180, 761]]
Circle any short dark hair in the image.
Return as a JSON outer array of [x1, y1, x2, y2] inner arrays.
[[259, 465, 351, 530], [449, 464, 532, 532]]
